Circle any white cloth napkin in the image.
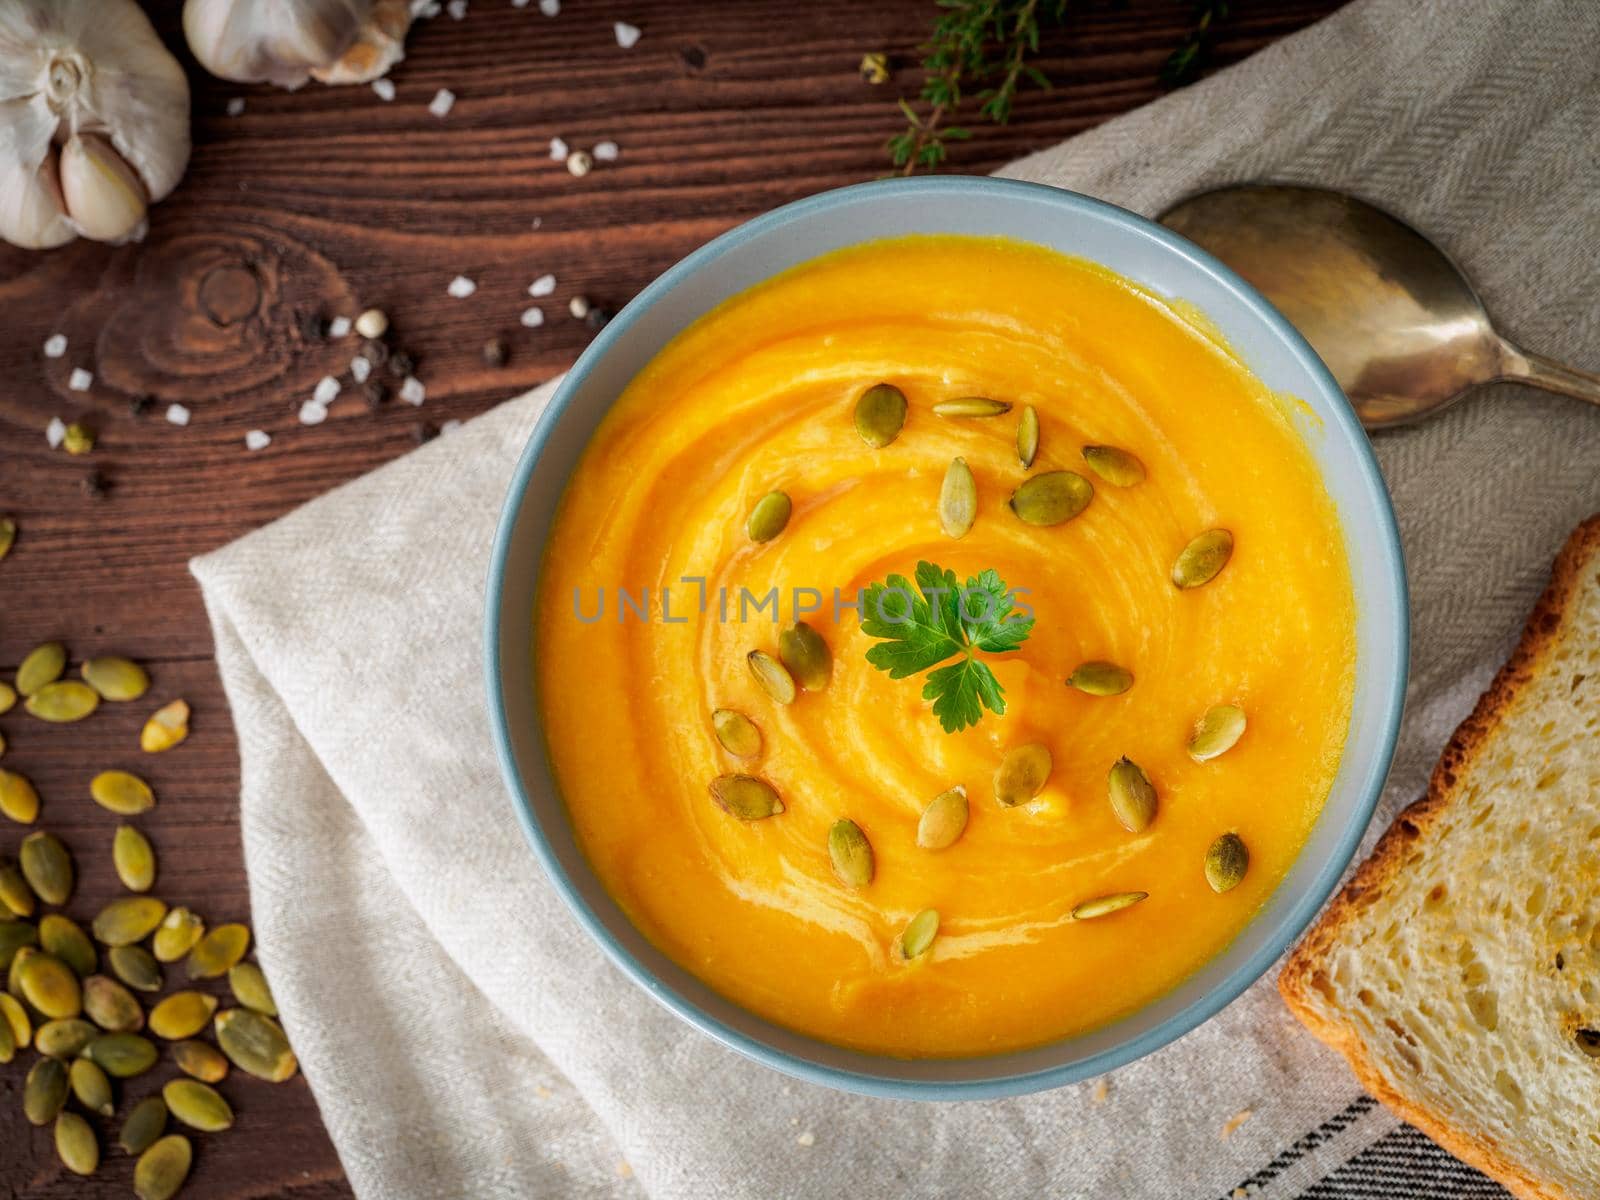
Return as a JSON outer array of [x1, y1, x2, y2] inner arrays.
[[192, 0, 1600, 1195]]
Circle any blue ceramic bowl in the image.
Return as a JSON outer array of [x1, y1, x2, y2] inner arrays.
[[486, 177, 1408, 1100]]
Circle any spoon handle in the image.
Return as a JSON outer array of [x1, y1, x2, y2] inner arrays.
[[1498, 338, 1600, 408]]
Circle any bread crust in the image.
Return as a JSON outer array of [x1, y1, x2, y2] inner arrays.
[[1279, 513, 1600, 1200]]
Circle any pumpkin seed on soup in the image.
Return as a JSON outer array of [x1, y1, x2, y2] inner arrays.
[[1172, 528, 1234, 589], [1009, 471, 1093, 526], [119, 1096, 169, 1155], [1017, 404, 1039, 467], [853, 383, 907, 447], [708, 775, 784, 820], [1071, 891, 1148, 920], [712, 709, 762, 759], [827, 819, 874, 889], [20, 832, 73, 904], [1107, 758, 1158, 833], [110, 945, 164, 992], [83, 974, 143, 1032], [746, 650, 797, 705], [916, 786, 969, 850], [215, 1008, 298, 1082], [932, 396, 1010, 418], [81, 656, 149, 701], [135, 1134, 193, 1200], [55, 1110, 99, 1175], [939, 457, 977, 539], [1188, 704, 1247, 762], [1205, 832, 1250, 893], [746, 491, 792, 543], [140, 699, 190, 753], [91, 769, 155, 815], [152, 908, 204, 963], [994, 743, 1052, 808], [778, 622, 832, 691], [1082, 444, 1146, 486], [16, 641, 67, 696], [0, 767, 40, 824], [39, 915, 96, 977], [25, 680, 100, 722], [114, 825, 157, 892], [93, 896, 168, 947], [1067, 661, 1133, 696], [900, 908, 940, 960], [187, 923, 250, 980]]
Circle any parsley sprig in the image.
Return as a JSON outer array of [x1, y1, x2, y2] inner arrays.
[[860, 562, 1035, 732]]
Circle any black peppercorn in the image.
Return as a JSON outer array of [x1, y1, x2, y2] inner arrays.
[[128, 394, 155, 417], [388, 350, 416, 380]]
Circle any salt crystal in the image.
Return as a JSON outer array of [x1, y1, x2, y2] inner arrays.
[[400, 376, 426, 405], [46, 417, 66, 448], [446, 0, 467, 17], [412, 0, 441, 16], [328, 316, 353, 337], [299, 400, 329, 425], [440, 418, 462, 434], [429, 88, 456, 118], [530, 216, 543, 230], [528, 273, 556, 296], [166, 403, 192, 427], [593, 140, 618, 162], [796, 1131, 815, 1147], [447, 275, 477, 298], [43, 334, 67, 358], [614, 21, 640, 49], [512, 0, 530, 7], [373, 78, 396, 101], [68, 368, 93, 391], [520, 306, 545, 328], [539, 0, 559, 12], [314, 375, 341, 405], [351, 356, 372, 383], [245, 429, 271, 451], [227, 97, 245, 116], [548, 136, 568, 162]]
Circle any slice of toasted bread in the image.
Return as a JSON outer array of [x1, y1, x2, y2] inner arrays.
[[1281, 514, 1600, 1200]]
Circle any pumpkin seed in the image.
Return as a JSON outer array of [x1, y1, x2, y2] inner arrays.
[[26, 680, 100, 722], [19, 952, 82, 1019], [114, 825, 157, 892], [0, 1004, 12, 1063], [0, 767, 40, 824], [827, 819, 874, 889], [55, 1110, 99, 1175], [854, 382, 907, 447], [1066, 661, 1134, 696], [0, 515, 13, 563], [0, 861, 34, 917], [110, 945, 164, 992], [187, 923, 250, 980], [149, 991, 219, 1040], [163, 1078, 233, 1132], [1009, 471, 1093, 526], [140, 699, 190, 753], [93, 897, 168, 947], [215, 1008, 298, 1082], [1188, 704, 1246, 762], [120, 1096, 169, 1155], [994, 743, 1052, 808], [939, 456, 978, 539], [1082, 444, 1146, 486], [229, 962, 278, 1016], [84, 1033, 159, 1078], [0, 681, 12, 715], [17, 641, 67, 696], [1017, 404, 1039, 467], [0, 919, 36, 969], [746, 650, 797, 705], [135, 1135, 193, 1200], [35, 1018, 97, 1059], [172, 1039, 229, 1084], [916, 786, 969, 850], [91, 770, 155, 815], [152, 909, 203, 964], [777, 622, 831, 691], [81, 656, 150, 701], [24, 1055, 69, 1125], [20, 831, 74, 904], [1205, 832, 1250, 894], [708, 775, 784, 820], [69, 1057, 115, 1116], [932, 396, 1010, 418], [39, 915, 96, 977], [1071, 891, 1148, 920], [711, 710, 762, 759], [900, 908, 939, 960], [83, 975, 144, 1033], [0, 992, 31, 1051], [8, 943, 38, 997], [1172, 528, 1234, 589], [1107, 758, 1158, 833], [746, 491, 792, 543]]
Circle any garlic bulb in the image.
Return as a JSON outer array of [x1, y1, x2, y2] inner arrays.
[[0, 0, 190, 250], [184, 0, 412, 91]]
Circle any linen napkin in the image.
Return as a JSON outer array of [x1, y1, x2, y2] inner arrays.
[[192, 0, 1600, 1195]]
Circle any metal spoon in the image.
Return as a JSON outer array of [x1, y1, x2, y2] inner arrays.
[[1158, 183, 1600, 429]]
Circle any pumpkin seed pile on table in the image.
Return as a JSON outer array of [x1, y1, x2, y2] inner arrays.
[[0, 635, 298, 1196]]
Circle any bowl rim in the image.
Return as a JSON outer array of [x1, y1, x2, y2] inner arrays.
[[485, 175, 1410, 1100]]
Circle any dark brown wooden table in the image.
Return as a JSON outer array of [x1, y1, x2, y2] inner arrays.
[[0, 1, 1345, 1194]]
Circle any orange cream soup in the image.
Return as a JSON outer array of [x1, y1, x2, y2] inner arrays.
[[535, 235, 1355, 1058]]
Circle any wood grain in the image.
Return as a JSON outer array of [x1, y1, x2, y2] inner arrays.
[[0, 1, 1345, 1194]]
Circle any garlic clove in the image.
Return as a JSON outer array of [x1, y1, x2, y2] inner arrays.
[[0, 155, 75, 250], [311, 0, 411, 84], [60, 133, 150, 244], [184, 0, 405, 90]]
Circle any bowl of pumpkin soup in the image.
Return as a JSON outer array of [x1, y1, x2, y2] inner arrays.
[[487, 177, 1407, 1097]]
